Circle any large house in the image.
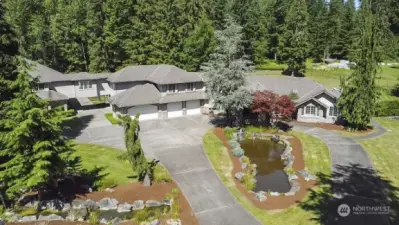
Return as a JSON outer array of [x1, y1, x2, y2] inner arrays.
[[28, 61, 341, 123]]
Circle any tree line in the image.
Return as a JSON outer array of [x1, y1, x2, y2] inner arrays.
[[2, 0, 398, 75]]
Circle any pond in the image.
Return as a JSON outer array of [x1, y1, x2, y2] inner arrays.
[[240, 138, 291, 193]]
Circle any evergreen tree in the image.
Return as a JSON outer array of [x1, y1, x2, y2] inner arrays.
[[278, 0, 309, 76], [342, 0, 356, 59], [338, 0, 390, 130], [326, 0, 346, 59], [0, 58, 77, 199], [308, 0, 329, 61], [118, 114, 149, 181], [201, 17, 253, 125], [208, 0, 229, 30], [268, 0, 289, 60]]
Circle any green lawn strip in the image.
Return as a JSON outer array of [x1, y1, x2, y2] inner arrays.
[[359, 118, 399, 196], [88, 96, 109, 104], [105, 113, 122, 125], [203, 131, 331, 225]]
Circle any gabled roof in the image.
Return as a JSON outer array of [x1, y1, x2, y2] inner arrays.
[[296, 86, 340, 106], [107, 65, 203, 84], [26, 59, 70, 83], [108, 84, 161, 108], [36, 90, 69, 102]]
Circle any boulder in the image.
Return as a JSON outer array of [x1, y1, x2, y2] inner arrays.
[[62, 203, 71, 212], [270, 192, 280, 196], [20, 215, 37, 222], [132, 200, 145, 210], [234, 172, 244, 181], [110, 217, 122, 225], [99, 198, 119, 211], [66, 208, 88, 221], [105, 188, 115, 193], [145, 200, 162, 208], [71, 200, 85, 209], [241, 163, 248, 170], [144, 173, 152, 187], [288, 174, 298, 181], [254, 192, 267, 202], [166, 219, 182, 225], [271, 135, 280, 143], [117, 203, 132, 213], [9, 214, 22, 222], [83, 199, 99, 210], [297, 170, 316, 181], [37, 214, 64, 221], [162, 198, 173, 207], [100, 218, 108, 224]]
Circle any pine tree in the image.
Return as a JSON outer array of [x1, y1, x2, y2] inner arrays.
[[338, 0, 390, 130], [0, 58, 78, 199], [268, 0, 289, 61], [326, 0, 346, 59], [278, 0, 309, 76], [342, 0, 356, 59], [118, 114, 149, 181], [208, 0, 229, 30], [308, 0, 329, 61], [201, 17, 253, 125]]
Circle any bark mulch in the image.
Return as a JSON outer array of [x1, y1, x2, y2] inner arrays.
[[292, 121, 374, 133], [213, 128, 317, 210], [9, 182, 199, 225]]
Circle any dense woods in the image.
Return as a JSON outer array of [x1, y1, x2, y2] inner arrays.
[[1, 0, 398, 74]]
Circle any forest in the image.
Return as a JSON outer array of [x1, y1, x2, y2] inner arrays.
[[1, 0, 398, 74]]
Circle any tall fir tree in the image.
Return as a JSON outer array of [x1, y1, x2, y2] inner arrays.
[[0, 58, 78, 199], [201, 17, 253, 125], [268, 0, 289, 60], [326, 0, 347, 59], [278, 0, 309, 76], [338, 0, 390, 130], [308, 0, 329, 61]]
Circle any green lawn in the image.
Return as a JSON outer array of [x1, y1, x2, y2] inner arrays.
[[203, 130, 331, 225], [88, 95, 109, 104], [105, 113, 122, 125], [73, 144, 171, 189], [359, 118, 399, 195]]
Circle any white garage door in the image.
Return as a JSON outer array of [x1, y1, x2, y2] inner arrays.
[[186, 100, 201, 115], [167, 102, 183, 118], [128, 105, 158, 121]]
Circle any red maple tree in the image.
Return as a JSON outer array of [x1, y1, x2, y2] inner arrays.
[[251, 91, 296, 125]]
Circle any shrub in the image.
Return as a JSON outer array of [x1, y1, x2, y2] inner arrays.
[[242, 174, 256, 191], [224, 127, 237, 140], [88, 211, 99, 225], [241, 156, 250, 164], [95, 177, 118, 191], [377, 101, 399, 116], [133, 208, 152, 223], [232, 145, 244, 157], [228, 139, 239, 149], [153, 164, 172, 183]]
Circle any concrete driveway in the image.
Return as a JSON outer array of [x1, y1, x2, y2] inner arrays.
[[73, 107, 125, 150], [140, 116, 262, 225]]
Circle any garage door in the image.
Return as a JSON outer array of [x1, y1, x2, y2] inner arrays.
[[128, 105, 158, 121], [167, 102, 183, 118], [187, 100, 201, 115]]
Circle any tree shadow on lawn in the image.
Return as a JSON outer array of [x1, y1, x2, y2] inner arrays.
[[62, 114, 94, 139], [299, 164, 399, 225]]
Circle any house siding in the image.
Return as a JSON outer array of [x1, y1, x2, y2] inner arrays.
[[296, 97, 337, 123]]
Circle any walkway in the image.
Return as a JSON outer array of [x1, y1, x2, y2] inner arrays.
[[140, 116, 262, 225]]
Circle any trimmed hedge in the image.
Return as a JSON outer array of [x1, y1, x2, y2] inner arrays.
[[377, 101, 399, 116]]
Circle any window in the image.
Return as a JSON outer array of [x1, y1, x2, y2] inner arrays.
[[79, 81, 92, 90], [182, 101, 187, 109], [329, 106, 339, 117], [36, 83, 49, 91], [305, 105, 316, 116], [168, 84, 176, 93], [186, 83, 195, 92]]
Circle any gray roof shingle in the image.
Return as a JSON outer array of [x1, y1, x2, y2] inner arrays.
[[159, 91, 208, 104], [108, 84, 161, 108], [107, 65, 203, 84], [65, 72, 111, 81], [36, 90, 69, 102], [26, 60, 70, 83]]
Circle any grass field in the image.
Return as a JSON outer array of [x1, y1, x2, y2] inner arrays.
[[202, 130, 331, 225]]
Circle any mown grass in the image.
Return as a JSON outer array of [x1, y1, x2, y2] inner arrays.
[[202, 130, 331, 225], [104, 113, 122, 125], [73, 144, 171, 189]]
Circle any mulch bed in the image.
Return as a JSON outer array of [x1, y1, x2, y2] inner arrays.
[[213, 128, 317, 210], [292, 121, 374, 133], [9, 182, 199, 225]]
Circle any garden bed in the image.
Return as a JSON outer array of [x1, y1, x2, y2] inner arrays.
[[292, 121, 374, 136], [213, 128, 317, 210]]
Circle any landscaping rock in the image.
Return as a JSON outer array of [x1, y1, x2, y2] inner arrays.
[[99, 198, 119, 211], [83, 199, 99, 210], [38, 214, 64, 221], [270, 192, 280, 196], [17, 194, 37, 206], [132, 200, 145, 210], [252, 168, 258, 176], [271, 135, 280, 142], [20, 215, 37, 222], [239, 156, 245, 163], [162, 198, 173, 207], [297, 170, 317, 181], [254, 192, 267, 202], [241, 163, 248, 169], [62, 203, 71, 212], [105, 188, 115, 193], [100, 218, 108, 224], [111, 217, 122, 225], [145, 200, 162, 208], [284, 136, 294, 140], [66, 208, 88, 221], [71, 199, 85, 209], [38, 199, 64, 211], [117, 203, 132, 213], [9, 214, 22, 222], [144, 173, 152, 187], [234, 172, 244, 181], [288, 174, 298, 181], [166, 219, 182, 225]]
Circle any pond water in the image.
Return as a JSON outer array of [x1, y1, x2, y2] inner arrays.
[[240, 138, 291, 193]]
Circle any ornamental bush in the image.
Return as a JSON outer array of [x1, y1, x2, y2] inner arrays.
[[232, 145, 244, 157], [228, 139, 239, 149]]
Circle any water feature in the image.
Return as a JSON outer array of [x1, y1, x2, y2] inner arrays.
[[240, 138, 291, 193]]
